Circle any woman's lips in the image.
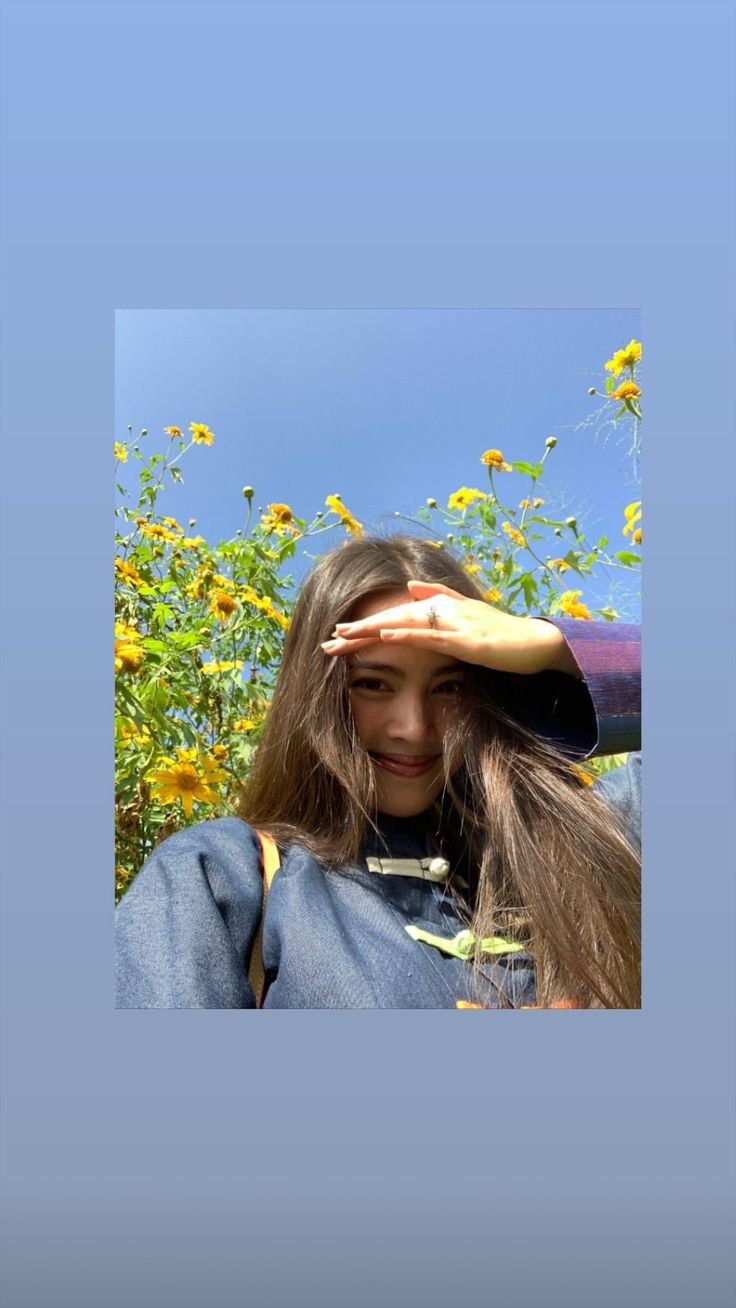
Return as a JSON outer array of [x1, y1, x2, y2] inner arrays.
[[369, 752, 441, 778]]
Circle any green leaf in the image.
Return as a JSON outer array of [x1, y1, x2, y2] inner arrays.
[[606, 376, 615, 394], [598, 536, 608, 549], [151, 602, 175, 627], [613, 404, 627, 422], [613, 550, 641, 566], [511, 460, 543, 479], [520, 573, 538, 608], [169, 466, 184, 483], [596, 606, 620, 621]]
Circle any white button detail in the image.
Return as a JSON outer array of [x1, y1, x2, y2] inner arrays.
[[427, 858, 450, 877]]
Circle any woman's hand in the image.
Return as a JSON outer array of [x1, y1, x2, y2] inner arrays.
[[321, 579, 582, 678]]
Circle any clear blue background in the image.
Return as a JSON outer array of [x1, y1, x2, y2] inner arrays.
[[116, 307, 642, 616], [1, 2, 734, 1307]]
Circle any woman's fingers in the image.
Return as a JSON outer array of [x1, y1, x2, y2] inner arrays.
[[334, 601, 435, 637], [320, 634, 377, 654], [406, 579, 468, 601]]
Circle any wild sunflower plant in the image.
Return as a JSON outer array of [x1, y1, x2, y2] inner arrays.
[[114, 423, 360, 898], [115, 343, 641, 898]]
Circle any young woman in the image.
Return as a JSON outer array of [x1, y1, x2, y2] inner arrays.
[[116, 535, 641, 1009]]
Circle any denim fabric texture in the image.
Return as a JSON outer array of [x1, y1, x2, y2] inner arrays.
[[115, 624, 641, 1009]]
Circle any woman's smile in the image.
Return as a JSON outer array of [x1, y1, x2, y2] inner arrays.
[[368, 751, 442, 778]]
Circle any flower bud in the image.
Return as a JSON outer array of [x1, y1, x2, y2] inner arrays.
[[447, 533, 454, 543], [140, 428, 148, 436], [242, 486, 254, 499], [588, 387, 597, 396], [554, 527, 562, 536], [316, 510, 324, 519], [127, 425, 132, 432], [545, 436, 557, 449], [566, 517, 577, 528], [189, 519, 196, 527], [427, 497, 437, 508]]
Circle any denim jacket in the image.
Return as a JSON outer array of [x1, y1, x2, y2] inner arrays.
[[116, 619, 640, 1009]]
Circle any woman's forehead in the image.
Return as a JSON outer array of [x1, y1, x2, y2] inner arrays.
[[351, 588, 411, 620]]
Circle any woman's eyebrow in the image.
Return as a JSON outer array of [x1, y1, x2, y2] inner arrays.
[[349, 660, 464, 677]]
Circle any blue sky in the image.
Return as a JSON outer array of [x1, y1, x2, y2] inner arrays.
[[116, 309, 641, 618]]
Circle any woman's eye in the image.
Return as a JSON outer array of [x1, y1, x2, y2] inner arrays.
[[350, 678, 389, 692], [434, 680, 463, 695]]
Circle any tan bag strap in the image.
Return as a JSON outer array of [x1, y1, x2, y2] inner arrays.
[[247, 830, 281, 1008]]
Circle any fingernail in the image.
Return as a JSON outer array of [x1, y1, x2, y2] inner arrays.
[[321, 640, 337, 650]]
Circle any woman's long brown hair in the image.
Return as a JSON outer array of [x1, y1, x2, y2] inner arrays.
[[238, 535, 641, 1008]]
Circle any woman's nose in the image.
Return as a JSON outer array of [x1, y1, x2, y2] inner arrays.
[[386, 693, 438, 741]]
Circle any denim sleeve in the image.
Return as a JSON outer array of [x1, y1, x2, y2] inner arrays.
[[590, 752, 641, 853], [115, 817, 264, 1009]]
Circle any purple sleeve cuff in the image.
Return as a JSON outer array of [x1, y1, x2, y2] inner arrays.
[[543, 617, 641, 758]]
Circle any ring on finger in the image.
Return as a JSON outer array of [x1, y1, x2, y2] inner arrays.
[[427, 603, 438, 630]]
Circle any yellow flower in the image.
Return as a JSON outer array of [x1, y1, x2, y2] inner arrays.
[[448, 487, 486, 512], [571, 763, 595, 787], [115, 640, 145, 674], [119, 719, 152, 744], [241, 587, 290, 629], [502, 522, 526, 548], [210, 589, 238, 620], [519, 499, 531, 510], [186, 574, 209, 599], [160, 516, 184, 533], [547, 557, 570, 573], [464, 563, 481, 575], [610, 380, 641, 402], [115, 557, 145, 587], [233, 717, 258, 732], [559, 590, 592, 620], [164, 426, 183, 437], [484, 588, 503, 603], [201, 660, 244, 675], [261, 502, 301, 536], [325, 495, 363, 538], [147, 750, 226, 818], [114, 442, 128, 462], [632, 527, 642, 545], [141, 522, 178, 544], [180, 535, 206, 549], [210, 743, 228, 760], [480, 449, 511, 472], [533, 498, 544, 508], [115, 620, 142, 642], [623, 500, 642, 538], [604, 339, 642, 376], [189, 422, 215, 446]]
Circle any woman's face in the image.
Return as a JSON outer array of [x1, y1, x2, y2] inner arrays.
[[346, 589, 465, 817]]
